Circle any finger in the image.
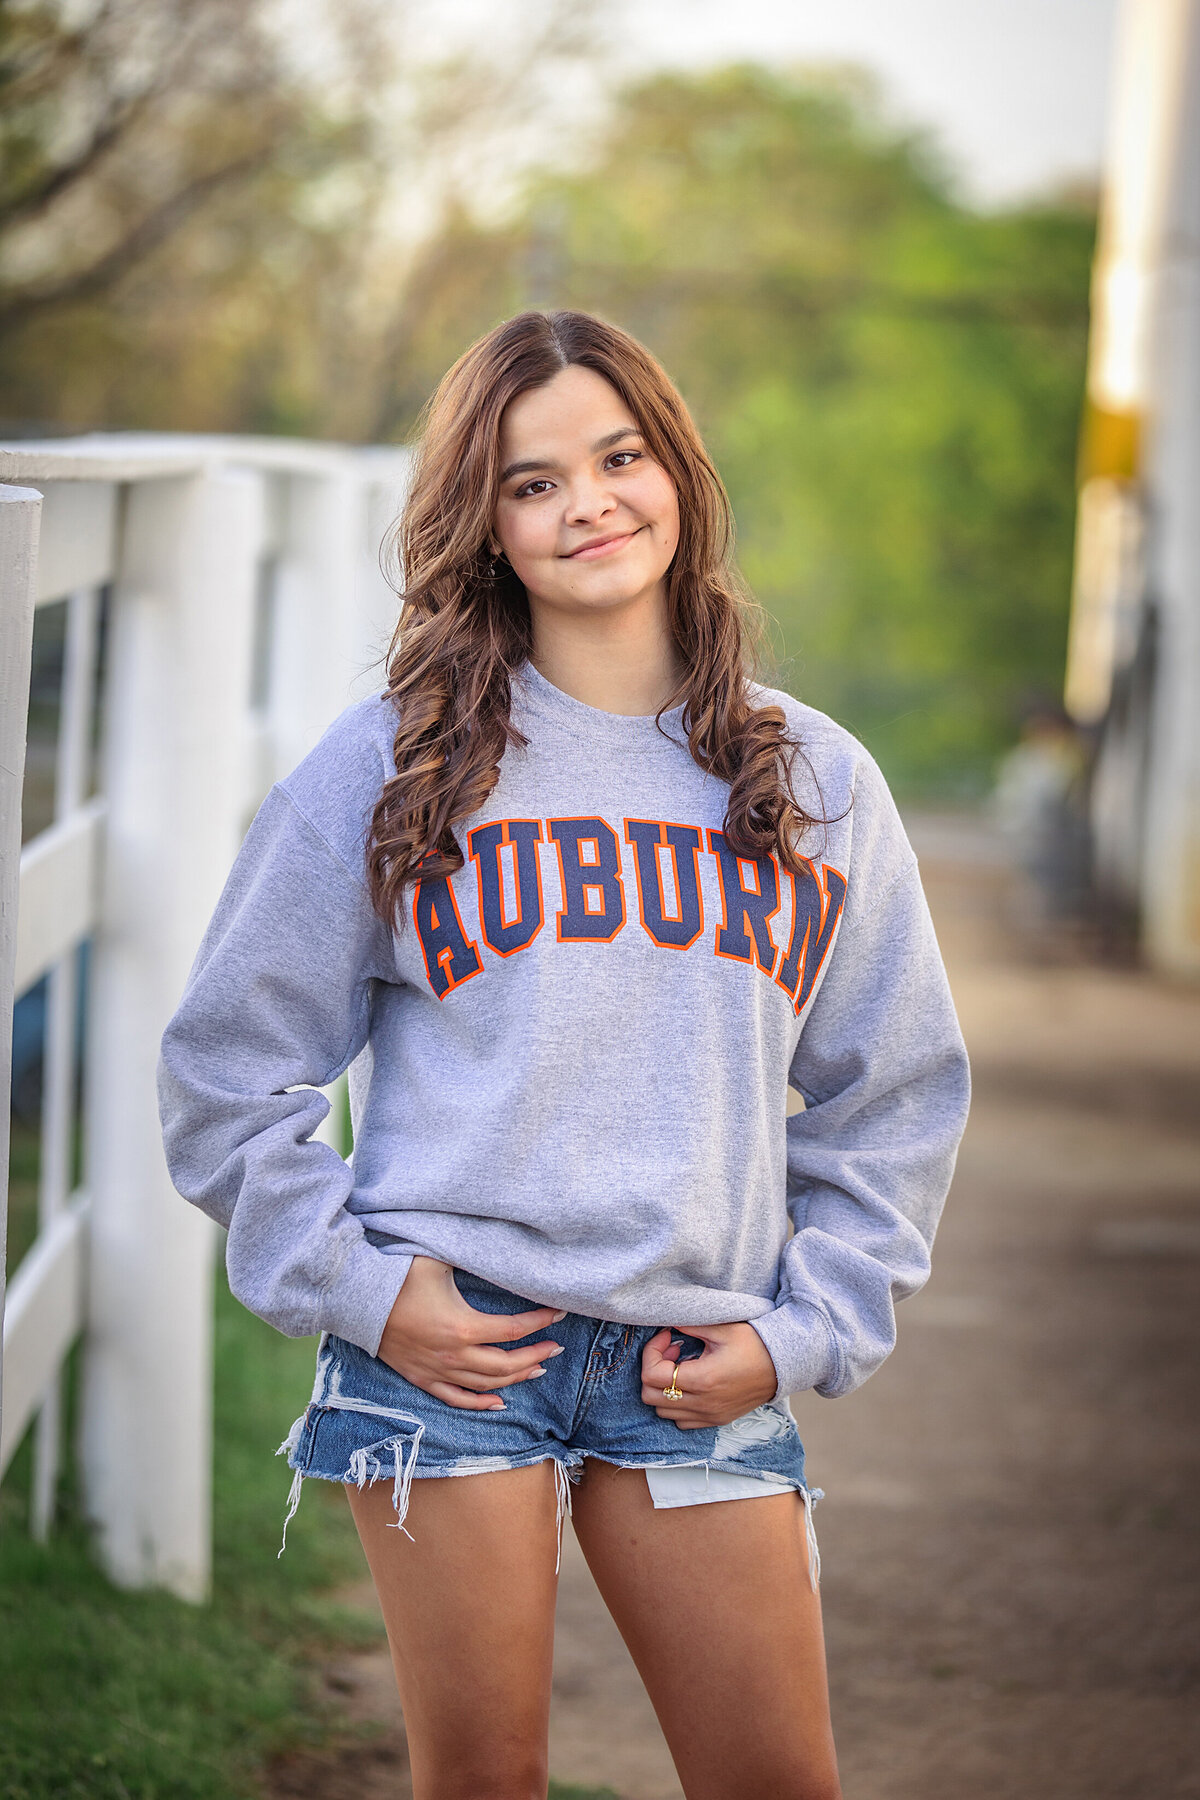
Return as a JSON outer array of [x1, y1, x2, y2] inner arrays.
[[670, 1322, 735, 1347], [455, 1341, 563, 1377], [450, 1360, 552, 1391], [644, 1391, 703, 1415], [641, 1352, 685, 1387], [460, 1305, 567, 1344], [653, 1409, 710, 1427], [428, 1381, 509, 1411], [642, 1365, 710, 1402]]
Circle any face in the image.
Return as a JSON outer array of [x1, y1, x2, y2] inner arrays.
[[490, 364, 680, 628]]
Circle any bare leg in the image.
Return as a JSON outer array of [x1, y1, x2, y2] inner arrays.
[[345, 1460, 561, 1800], [570, 1460, 842, 1800]]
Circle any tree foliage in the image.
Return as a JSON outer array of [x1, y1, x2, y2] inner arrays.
[[0, 0, 385, 430], [374, 67, 1095, 792], [0, 47, 1094, 790], [0, 0, 600, 435]]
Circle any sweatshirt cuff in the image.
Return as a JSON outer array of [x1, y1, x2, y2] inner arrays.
[[314, 1235, 414, 1356], [749, 1295, 841, 1401]]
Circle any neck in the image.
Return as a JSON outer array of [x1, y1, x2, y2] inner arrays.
[[527, 592, 681, 717]]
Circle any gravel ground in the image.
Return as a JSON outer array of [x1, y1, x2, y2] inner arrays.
[[265, 819, 1200, 1800]]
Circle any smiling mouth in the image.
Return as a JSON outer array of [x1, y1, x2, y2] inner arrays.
[[565, 528, 641, 559]]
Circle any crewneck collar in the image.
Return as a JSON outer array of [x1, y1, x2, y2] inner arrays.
[[511, 657, 689, 749]]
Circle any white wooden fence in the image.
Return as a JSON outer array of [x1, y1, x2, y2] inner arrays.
[[0, 434, 410, 1600]]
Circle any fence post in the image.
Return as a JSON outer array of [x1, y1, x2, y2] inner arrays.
[[267, 467, 370, 780], [0, 486, 43, 1456], [78, 467, 263, 1601]]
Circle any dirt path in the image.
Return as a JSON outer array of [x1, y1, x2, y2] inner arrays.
[[265, 819, 1200, 1800]]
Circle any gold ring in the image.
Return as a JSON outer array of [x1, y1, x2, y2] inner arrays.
[[663, 1371, 684, 1400]]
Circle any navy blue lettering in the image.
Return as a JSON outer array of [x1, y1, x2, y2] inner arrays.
[[707, 830, 780, 974], [548, 818, 626, 942], [776, 860, 848, 1012], [468, 819, 544, 958], [624, 819, 704, 949], [412, 873, 483, 998]]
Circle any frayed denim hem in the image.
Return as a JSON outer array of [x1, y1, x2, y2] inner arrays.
[[575, 1449, 824, 1590], [275, 1404, 580, 1573], [278, 1398, 824, 1595], [275, 1337, 823, 1591]]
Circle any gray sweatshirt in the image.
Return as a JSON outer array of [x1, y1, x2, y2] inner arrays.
[[156, 660, 970, 1402]]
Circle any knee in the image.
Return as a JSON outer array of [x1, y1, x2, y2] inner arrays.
[[414, 1749, 548, 1800], [758, 1759, 841, 1800], [800, 1774, 843, 1800], [442, 1781, 545, 1800], [719, 1757, 841, 1800]]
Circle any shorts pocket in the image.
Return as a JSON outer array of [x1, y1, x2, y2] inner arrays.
[[712, 1401, 795, 1452], [452, 1267, 538, 1317]]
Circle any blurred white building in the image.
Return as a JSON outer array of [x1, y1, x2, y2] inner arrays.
[[1065, 0, 1200, 976]]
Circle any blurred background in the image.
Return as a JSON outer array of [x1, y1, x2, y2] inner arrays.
[[1, 2, 1197, 1797], [2, 0, 1107, 794]]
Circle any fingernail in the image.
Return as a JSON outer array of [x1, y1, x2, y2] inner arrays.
[[546, 1344, 565, 1356], [489, 1401, 506, 1410], [530, 1366, 547, 1378], [551, 1310, 567, 1321]]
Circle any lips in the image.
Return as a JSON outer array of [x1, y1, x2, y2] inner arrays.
[[565, 528, 640, 559]]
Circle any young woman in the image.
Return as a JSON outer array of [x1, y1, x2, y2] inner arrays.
[[158, 309, 970, 1800]]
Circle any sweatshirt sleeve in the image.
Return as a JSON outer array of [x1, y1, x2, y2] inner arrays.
[[156, 781, 413, 1354], [748, 755, 971, 1402]]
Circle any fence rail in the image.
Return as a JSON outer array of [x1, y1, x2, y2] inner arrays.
[[1, 434, 410, 1599]]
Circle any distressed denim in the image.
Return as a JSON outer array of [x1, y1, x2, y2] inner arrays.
[[278, 1266, 822, 1583]]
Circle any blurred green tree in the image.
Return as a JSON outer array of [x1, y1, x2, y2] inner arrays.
[[369, 67, 1095, 793], [0, 0, 388, 432], [0, 43, 1093, 791], [0, 0, 600, 436]]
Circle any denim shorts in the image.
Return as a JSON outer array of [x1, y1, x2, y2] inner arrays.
[[278, 1267, 822, 1582]]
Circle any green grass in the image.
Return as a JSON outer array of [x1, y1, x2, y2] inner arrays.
[[2, 1082, 616, 1797], [5, 1115, 43, 1278], [0, 1253, 621, 1799], [0, 1269, 375, 1798]]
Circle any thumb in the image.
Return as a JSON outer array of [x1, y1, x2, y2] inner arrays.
[[670, 1322, 735, 1351], [642, 1328, 680, 1378]]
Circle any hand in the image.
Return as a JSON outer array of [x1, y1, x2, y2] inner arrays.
[[377, 1255, 566, 1410], [640, 1322, 780, 1428]]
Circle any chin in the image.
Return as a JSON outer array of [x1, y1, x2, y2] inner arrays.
[[561, 560, 668, 596], [577, 569, 666, 601]]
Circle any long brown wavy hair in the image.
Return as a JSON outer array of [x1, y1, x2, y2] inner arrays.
[[366, 308, 820, 930]]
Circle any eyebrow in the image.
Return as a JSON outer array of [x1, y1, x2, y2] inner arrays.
[[499, 426, 643, 485]]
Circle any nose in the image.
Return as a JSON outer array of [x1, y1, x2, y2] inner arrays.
[[564, 468, 619, 526]]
